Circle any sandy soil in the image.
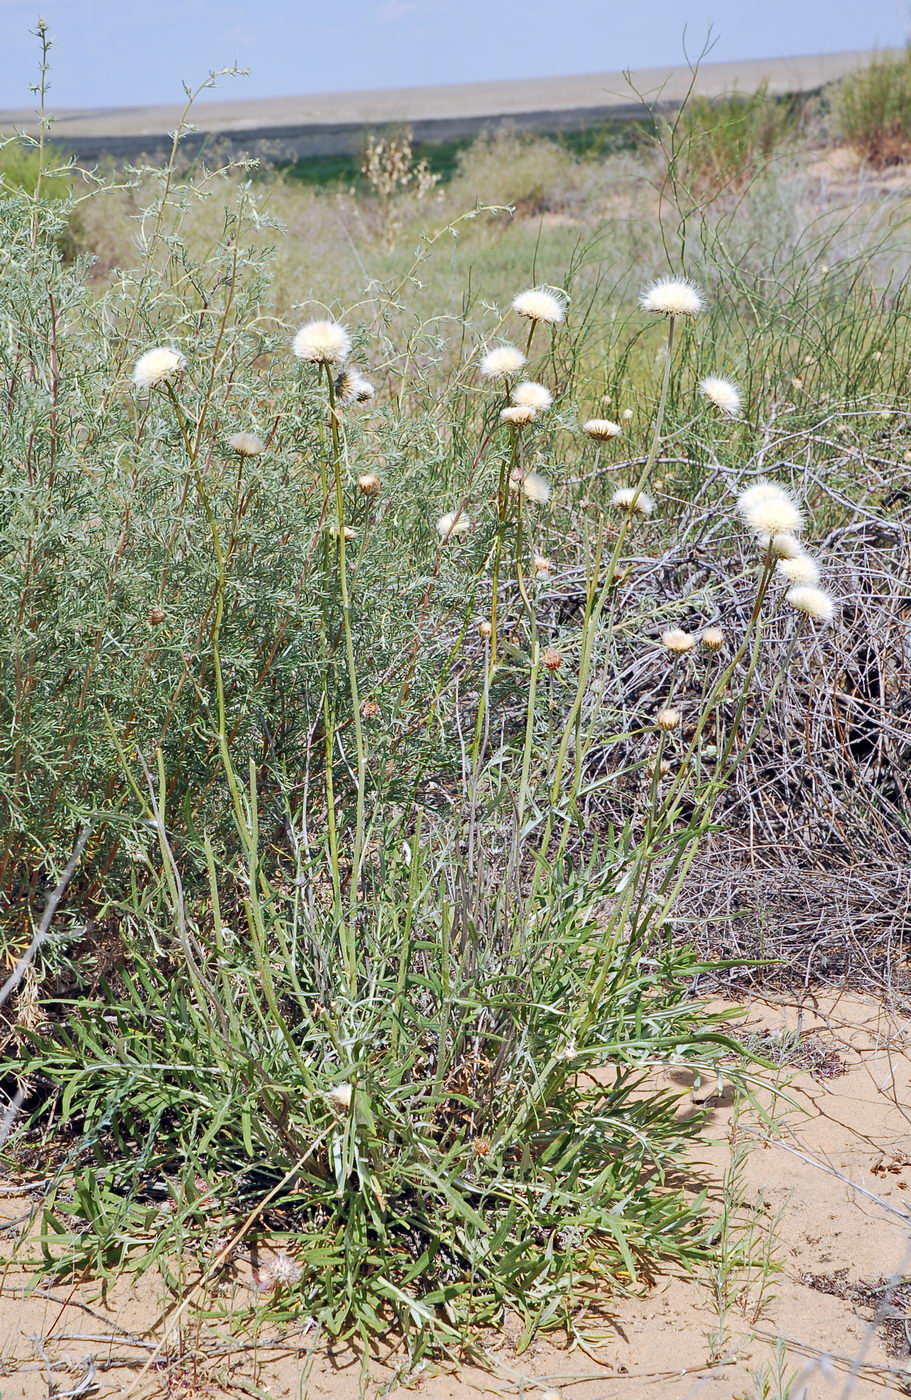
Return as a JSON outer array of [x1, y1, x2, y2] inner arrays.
[[1, 991, 909, 1400]]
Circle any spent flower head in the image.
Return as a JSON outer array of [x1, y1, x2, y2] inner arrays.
[[583, 418, 622, 440], [327, 1083, 353, 1113], [437, 510, 470, 539], [511, 381, 553, 411], [227, 432, 265, 457], [133, 346, 186, 391], [510, 469, 551, 504], [512, 287, 566, 324], [480, 343, 526, 378], [656, 707, 681, 731], [777, 554, 820, 586], [292, 319, 351, 365], [662, 628, 695, 653], [737, 480, 803, 538], [699, 376, 741, 416], [785, 585, 835, 623], [335, 368, 374, 403], [611, 486, 654, 516], [639, 276, 703, 318], [701, 627, 725, 650], [500, 404, 536, 426]]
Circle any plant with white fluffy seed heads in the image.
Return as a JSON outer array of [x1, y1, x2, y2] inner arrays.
[[699, 376, 741, 416], [133, 346, 186, 391], [227, 432, 265, 457], [777, 555, 820, 586], [500, 405, 536, 426], [292, 319, 352, 365], [509, 470, 551, 504], [437, 510, 470, 539], [639, 277, 703, 318], [480, 344, 526, 378], [583, 418, 622, 440], [512, 287, 566, 324]]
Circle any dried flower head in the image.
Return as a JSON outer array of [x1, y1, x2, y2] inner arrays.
[[699, 376, 741, 416], [357, 473, 381, 495], [292, 319, 351, 365], [327, 1083, 353, 1112], [511, 381, 553, 411], [512, 287, 566, 324], [533, 554, 553, 577], [656, 707, 681, 731], [437, 510, 470, 539], [500, 404, 536, 426], [621, 407, 634, 421], [639, 276, 703, 318], [480, 343, 526, 378], [148, 606, 166, 626], [759, 531, 802, 559], [777, 554, 820, 586], [360, 699, 380, 719], [327, 521, 356, 541], [335, 368, 374, 403], [478, 619, 493, 639], [785, 585, 835, 623], [737, 480, 803, 537], [542, 647, 563, 670], [662, 628, 695, 653], [611, 486, 655, 516], [133, 346, 186, 391], [701, 627, 725, 650], [227, 431, 265, 456], [269, 1251, 302, 1286], [583, 418, 622, 440], [510, 469, 551, 504]]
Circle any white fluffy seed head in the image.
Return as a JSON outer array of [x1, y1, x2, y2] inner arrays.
[[227, 432, 265, 456], [509, 470, 551, 504], [512, 287, 566, 324], [759, 531, 802, 559], [500, 404, 536, 426], [480, 343, 526, 378], [357, 473, 381, 495], [132, 346, 186, 391], [583, 418, 622, 440], [292, 319, 351, 365], [785, 585, 835, 623], [639, 276, 703, 318], [611, 486, 654, 516], [656, 707, 681, 731], [699, 375, 741, 416], [777, 554, 820, 586], [737, 480, 803, 537], [511, 381, 553, 411], [269, 1252, 302, 1286], [437, 510, 470, 539], [327, 1083, 353, 1112], [335, 368, 374, 403], [662, 628, 695, 653], [621, 408, 634, 421], [701, 627, 725, 650]]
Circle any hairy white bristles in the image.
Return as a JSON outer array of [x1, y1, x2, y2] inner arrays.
[[662, 629, 695, 653], [437, 510, 470, 539], [512, 287, 566, 324], [500, 404, 536, 426], [509, 470, 551, 504], [132, 346, 186, 391], [292, 319, 351, 365], [480, 343, 526, 378], [511, 381, 553, 411], [583, 418, 622, 440], [357, 473, 381, 495], [701, 627, 725, 650], [777, 554, 820, 586], [737, 480, 803, 537], [227, 432, 265, 456], [656, 707, 681, 731], [785, 585, 835, 623], [699, 375, 741, 416], [621, 408, 634, 421], [327, 521, 356, 541], [639, 277, 703, 318], [327, 1083, 353, 1112], [611, 486, 654, 516], [759, 531, 802, 559], [335, 368, 374, 403]]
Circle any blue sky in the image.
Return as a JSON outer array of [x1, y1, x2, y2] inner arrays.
[[1, 0, 908, 108]]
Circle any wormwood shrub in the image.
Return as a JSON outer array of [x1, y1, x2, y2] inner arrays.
[[1, 126, 849, 1357], [662, 85, 795, 202]]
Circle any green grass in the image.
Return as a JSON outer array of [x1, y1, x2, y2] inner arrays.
[[832, 48, 911, 164]]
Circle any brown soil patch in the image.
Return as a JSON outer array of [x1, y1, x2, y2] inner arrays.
[[1, 991, 908, 1399]]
